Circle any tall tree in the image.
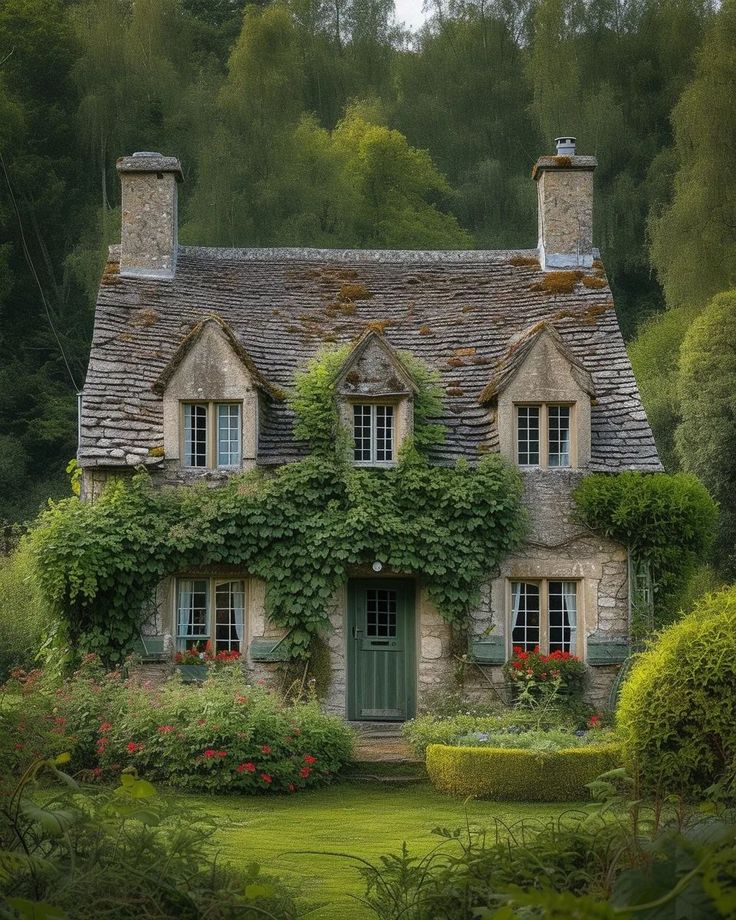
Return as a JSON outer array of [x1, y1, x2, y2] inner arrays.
[[649, 0, 736, 309]]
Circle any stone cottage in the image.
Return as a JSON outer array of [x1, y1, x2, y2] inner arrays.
[[78, 138, 661, 719]]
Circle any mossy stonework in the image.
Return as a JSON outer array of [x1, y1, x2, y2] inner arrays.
[[65, 142, 702, 719]]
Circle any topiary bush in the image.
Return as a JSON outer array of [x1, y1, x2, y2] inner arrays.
[[426, 743, 620, 800], [617, 587, 736, 797]]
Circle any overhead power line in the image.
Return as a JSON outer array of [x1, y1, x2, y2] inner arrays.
[[0, 150, 81, 392]]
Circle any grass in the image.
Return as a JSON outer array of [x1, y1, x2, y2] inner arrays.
[[182, 781, 576, 919]]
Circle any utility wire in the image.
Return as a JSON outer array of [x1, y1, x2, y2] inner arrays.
[[0, 150, 81, 392]]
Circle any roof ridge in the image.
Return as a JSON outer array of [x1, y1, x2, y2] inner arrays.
[[178, 245, 546, 264]]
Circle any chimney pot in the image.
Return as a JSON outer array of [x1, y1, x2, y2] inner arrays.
[[117, 153, 183, 279], [555, 136, 576, 156]]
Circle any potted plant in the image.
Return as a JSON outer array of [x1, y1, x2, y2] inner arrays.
[[174, 643, 240, 680]]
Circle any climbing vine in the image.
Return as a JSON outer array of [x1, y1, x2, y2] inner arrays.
[[31, 348, 525, 664], [574, 472, 717, 619], [31, 455, 526, 664]]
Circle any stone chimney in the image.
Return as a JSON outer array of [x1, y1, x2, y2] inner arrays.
[[116, 152, 183, 279], [533, 137, 597, 270]]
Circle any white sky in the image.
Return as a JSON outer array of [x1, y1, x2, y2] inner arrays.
[[393, 0, 430, 31]]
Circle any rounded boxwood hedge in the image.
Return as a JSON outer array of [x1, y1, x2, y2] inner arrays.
[[426, 743, 621, 800], [617, 588, 736, 797]]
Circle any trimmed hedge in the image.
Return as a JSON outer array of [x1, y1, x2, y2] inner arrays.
[[426, 743, 621, 800], [617, 587, 736, 796]]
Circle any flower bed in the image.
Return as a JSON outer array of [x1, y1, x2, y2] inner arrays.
[[426, 742, 621, 800], [2, 657, 354, 794], [503, 646, 587, 701]]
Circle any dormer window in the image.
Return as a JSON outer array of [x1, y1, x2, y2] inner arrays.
[[182, 402, 242, 469], [353, 403, 395, 465], [515, 403, 572, 468]]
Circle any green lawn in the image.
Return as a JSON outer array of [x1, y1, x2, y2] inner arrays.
[[182, 782, 577, 919]]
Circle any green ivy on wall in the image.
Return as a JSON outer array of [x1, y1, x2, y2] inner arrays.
[[31, 455, 526, 664], [573, 471, 717, 620], [31, 347, 526, 664]]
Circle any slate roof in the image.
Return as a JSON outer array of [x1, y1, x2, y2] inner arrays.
[[79, 245, 662, 472]]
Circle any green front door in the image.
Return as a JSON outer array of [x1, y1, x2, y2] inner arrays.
[[347, 579, 416, 721]]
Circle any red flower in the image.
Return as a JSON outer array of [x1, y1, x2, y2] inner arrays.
[[260, 773, 272, 783], [240, 761, 256, 773], [512, 646, 524, 655], [157, 724, 174, 734], [299, 766, 311, 778], [98, 721, 112, 733], [203, 749, 227, 759], [126, 742, 142, 753], [588, 715, 602, 729], [304, 754, 317, 765], [235, 695, 249, 705], [261, 745, 272, 755]]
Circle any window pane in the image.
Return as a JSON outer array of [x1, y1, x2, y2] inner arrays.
[[517, 407, 540, 465], [548, 406, 571, 467], [366, 589, 397, 637], [511, 582, 540, 651], [184, 404, 208, 468], [177, 578, 209, 649], [375, 405, 394, 462], [353, 405, 372, 462], [548, 581, 576, 652], [217, 404, 241, 468], [215, 580, 244, 653]]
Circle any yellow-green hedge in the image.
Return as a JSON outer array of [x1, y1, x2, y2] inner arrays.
[[426, 743, 621, 800]]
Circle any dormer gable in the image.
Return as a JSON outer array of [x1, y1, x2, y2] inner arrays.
[[482, 322, 595, 469], [155, 316, 279, 471], [335, 330, 418, 466], [335, 329, 419, 399], [480, 322, 594, 405]]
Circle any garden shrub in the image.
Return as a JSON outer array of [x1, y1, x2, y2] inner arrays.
[[574, 471, 717, 618], [617, 586, 736, 797], [358, 771, 736, 919], [1, 756, 300, 918], [403, 709, 583, 757], [454, 728, 611, 751], [2, 657, 355, 794], [0, 541, 46, 681], [426, 743, 620, 800]]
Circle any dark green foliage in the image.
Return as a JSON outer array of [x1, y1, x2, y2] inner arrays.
[[676, 291, 736, 576], [31, 452, 526, 664], [0, 755, 300, 918], [618, 587, 736, 798], [0, 543, 46, 681], [0, 0, 723, 532], [356, 773, 736, 918], [574, 472, 717, 615]]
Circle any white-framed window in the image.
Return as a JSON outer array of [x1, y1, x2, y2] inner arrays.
[[510, 579, 578, 654], [515, 404, 572, 468], [182, 402, 242, 469], [176, 577, 245, 652], [353, 403, 395, 465]]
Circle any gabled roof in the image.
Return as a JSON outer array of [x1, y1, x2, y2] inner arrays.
[[79, 245, 661, 471], [152, 315, 284, 400], [334, 329, 419, 397], [479, 321, 595, 404]]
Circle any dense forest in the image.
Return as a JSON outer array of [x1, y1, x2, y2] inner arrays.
[[1, 0, 735, 570]]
